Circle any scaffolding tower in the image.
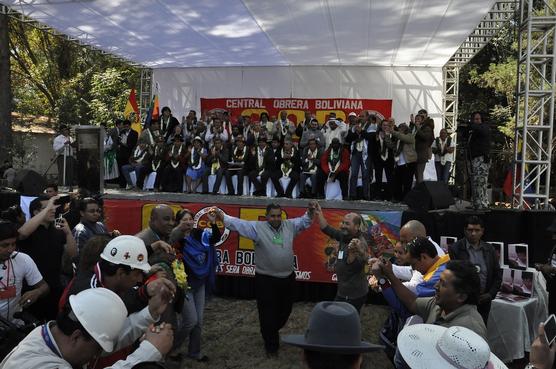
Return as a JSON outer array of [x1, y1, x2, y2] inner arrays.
[[513, 0, 556, 209], [139, 69, 153, 125]]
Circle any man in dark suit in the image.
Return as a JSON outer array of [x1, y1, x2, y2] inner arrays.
[[448, 215, 502, 325], [202, 137, 229, 194], [160, 106, 180, 142], [248, 135, 275, 196], [116, 119, 139, 188]]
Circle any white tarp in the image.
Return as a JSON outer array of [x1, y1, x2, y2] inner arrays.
[[153, 65, 443, 131], [3, 0, 496, 68]]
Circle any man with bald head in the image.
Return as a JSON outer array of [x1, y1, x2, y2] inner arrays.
[[389, 219, 445, 294], [135, 204, 176, 256], [313, 201, 368, 312]]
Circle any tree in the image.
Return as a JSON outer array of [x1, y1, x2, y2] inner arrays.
[[0, 12, 12, 162]]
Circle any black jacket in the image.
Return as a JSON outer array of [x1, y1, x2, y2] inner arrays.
[[448, 239, 502, 300], [468, 122, 491, 159]]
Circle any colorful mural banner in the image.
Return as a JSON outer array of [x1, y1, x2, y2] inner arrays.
[[103, 199, 401, 284], [200, 97, 393, 125]]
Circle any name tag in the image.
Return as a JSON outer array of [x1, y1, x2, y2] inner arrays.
[[272, 235, 283, 245], [338, 251, 344, 260], [0, 286, 16, 300]]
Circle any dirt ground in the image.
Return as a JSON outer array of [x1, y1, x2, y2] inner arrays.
[[168, 297, 394, 369]]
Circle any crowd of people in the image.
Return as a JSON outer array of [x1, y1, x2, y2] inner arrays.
[[45, 107, 497, 207], [0, 189, 554, 368]]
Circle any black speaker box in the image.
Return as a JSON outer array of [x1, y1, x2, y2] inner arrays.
[[404, 181, 455, 211]]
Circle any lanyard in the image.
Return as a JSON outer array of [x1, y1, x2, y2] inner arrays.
[[0, 259, 12, 289], [42, 324, 62, 358]]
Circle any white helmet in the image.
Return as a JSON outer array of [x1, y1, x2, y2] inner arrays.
[[100, 235, 151, 272], [69, 288, 127, 352]]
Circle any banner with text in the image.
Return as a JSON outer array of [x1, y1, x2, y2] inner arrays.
[[104, 199, 401, 284], [200, 97, 393, 125]]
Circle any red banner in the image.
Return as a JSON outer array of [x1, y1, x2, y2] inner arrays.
[[200, 97, 392, 124], [104, 199, 401, 284]]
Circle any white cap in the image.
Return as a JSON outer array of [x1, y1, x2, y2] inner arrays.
[[69, 288, 127, 352], [398, 324, 507, 369], [100, 235, 151, 272], [348, 112, 357, 117]]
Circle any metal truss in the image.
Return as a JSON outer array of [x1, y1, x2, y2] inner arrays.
[[442, 66, 459, 135], [0, 3, 141, 67], [139, 69, 153, 124], [512, 0, 556, 209], [442, 1, 516, 189]]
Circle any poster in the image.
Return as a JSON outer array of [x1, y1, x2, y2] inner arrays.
[[103, 199, 401, 284], [200, 97, 393, 125]]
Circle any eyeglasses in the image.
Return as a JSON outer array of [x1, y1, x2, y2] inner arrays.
[[86, 209, 101, 213], [404, 237, 419, 253]]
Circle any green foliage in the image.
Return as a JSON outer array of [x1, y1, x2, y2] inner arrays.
[[8, 18, 140, 126]]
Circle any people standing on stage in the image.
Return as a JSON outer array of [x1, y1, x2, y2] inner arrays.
[[295, 110, 313, 139], [313, 202, 368, 312], [432, 128, 455, 183], [414, 113, 435, 183], [184, 137, 207, 194], [160, 135, 187, 193], [374, 119, 396, 201], [225, 134, 251, 196], [217, 202, 315, 357], [205, 118, 229, 147], [101, 122, 119, 181], [468, 112, 491, 210], [346, 118, 370, 201], [300, 138, 323, 199], [117, 120, 139, 189], [53, 125, 76, 190], [160, 106, 180, 142], [202, 137, 228, 195], [448, 215, 501, 324], [299, 118, 325, 149], [391, 122, 417, 202]]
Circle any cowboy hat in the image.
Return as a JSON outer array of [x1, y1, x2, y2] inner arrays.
[[282, 301, 384, 354], [398, 324, 507, 369]]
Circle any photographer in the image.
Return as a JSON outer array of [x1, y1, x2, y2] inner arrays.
[[467, 112, 491, 210], [17, 195, 77, 320]]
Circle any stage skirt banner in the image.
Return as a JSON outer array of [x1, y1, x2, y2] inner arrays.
[[200, 97, 393, 125], [104, 199, 401, 284]]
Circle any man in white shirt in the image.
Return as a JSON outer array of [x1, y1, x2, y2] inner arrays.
[[0, 288, 173, 369], [0, 221, 49, 324], [432, 128, 455, 183], [52, 125, 76, 189]]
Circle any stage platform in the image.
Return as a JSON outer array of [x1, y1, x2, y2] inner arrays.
[[102, 188, 408, 212]]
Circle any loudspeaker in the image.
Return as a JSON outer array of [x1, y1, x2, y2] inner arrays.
[[13, 170, 47, 196], [404, 181, 455, 211]]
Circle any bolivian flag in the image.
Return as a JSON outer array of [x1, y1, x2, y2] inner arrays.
[[124, 88, 142, 133]]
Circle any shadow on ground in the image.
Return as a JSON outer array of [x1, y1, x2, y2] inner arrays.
[[169, 297, 394, 369]]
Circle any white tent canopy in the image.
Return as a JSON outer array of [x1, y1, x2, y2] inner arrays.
[[3, 0, 496, 68]]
